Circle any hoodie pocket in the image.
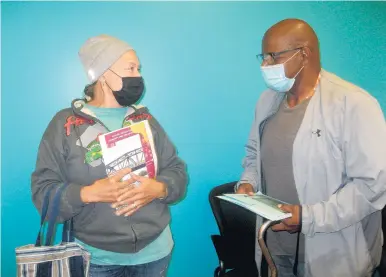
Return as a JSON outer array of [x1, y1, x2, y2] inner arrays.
[[131, 200, 169, 241]]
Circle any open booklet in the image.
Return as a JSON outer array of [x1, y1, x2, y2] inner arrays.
[[217, 192, 292, 221], [98, 120, 158, 182]]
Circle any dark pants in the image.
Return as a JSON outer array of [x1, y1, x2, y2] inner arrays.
[[89, 254, 171, 277]]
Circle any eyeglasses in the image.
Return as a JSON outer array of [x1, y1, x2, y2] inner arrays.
[[256, 47, 304, 64]]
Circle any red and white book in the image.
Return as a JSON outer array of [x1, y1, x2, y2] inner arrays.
[[98, 120, 157, 181]]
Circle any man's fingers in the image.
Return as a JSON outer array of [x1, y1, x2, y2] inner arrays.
[[278, 204, 292, 213], [237, 188, 251, 194], [237, 188, 253, 195], [288, 228, 299, 234], [282, 218, 295, 226], [271, 223, 288, 232]]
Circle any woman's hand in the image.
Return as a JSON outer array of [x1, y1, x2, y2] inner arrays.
[[111, 174, 167, 216], [80, 168, 132, 203]]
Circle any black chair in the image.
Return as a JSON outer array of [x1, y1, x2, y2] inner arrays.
[[209, 181, 260, 277]]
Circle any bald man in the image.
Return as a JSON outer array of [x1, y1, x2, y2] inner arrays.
[[236, 19, 386, 277]]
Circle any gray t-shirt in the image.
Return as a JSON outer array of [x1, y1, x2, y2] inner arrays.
[[261, 97, 311, 262]]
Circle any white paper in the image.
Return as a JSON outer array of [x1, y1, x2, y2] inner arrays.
[[217, 192, 292, 221]]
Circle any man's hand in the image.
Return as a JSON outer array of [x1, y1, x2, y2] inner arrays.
[[271, 204, 301, 233], [111, 174, 167, 217], [236, 183, 255, 195]]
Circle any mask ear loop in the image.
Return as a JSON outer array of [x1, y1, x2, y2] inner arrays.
[[109, 69, 123, 78], [103, 69, 122, 93], [293, 65, 304, 78], [286, 50, 305, 78], [104, 79, 115, 93], [283, 49, 301, 64]]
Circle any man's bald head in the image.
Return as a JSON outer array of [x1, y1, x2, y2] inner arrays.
[[260, 18, 321, 82], [259, 19, 322, 97], [263, 19, 319, 54]]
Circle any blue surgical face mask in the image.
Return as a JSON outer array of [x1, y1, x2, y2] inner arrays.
[[260, 50, 304, 93]]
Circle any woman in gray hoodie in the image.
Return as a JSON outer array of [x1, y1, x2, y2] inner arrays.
[[31, 34, 188, 277]]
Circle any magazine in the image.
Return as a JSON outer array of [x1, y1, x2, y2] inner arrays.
[[217, 192, 292, 221], [98, 120, 157, 182]]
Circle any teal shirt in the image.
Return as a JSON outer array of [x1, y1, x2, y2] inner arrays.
[[77, 104, 174, 265]]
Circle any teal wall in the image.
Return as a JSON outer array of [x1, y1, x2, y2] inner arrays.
[[2, 2, 385, 276]]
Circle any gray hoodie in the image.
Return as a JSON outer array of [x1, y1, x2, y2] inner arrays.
[[31, 99, 187, 253]]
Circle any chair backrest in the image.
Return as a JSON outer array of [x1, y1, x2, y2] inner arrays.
[[209, 181, 258, 272], [379, 207, 386, 276], [383, 207, 386, 250]]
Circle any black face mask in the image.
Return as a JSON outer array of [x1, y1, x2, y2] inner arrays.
[[107, 72, 144, 106]]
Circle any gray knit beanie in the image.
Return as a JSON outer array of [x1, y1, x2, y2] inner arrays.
[[79, 34, 133, 83]]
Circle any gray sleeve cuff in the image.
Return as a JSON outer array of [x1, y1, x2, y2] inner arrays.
[[301, 204, 314, 237], [156, 175, 176, 204], [62, 183, 86, 214], [235, 181, 257, 193]]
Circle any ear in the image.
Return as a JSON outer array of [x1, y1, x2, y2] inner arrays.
[[302, 47, 311, 66], [99, 75, 107, 88]]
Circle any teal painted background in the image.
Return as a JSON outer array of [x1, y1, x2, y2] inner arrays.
[[2, 1, 386, 276]]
